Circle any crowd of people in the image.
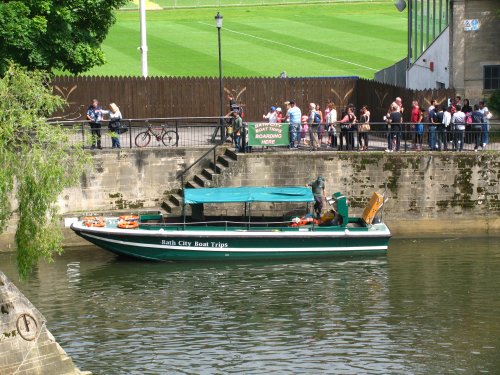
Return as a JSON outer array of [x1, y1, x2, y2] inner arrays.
[[251, 95, 494, 152], [407, 96, 493, 152], [258, 99, 365, 151], [85, 94, 493, 153]]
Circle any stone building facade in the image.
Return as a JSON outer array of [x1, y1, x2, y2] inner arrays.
[[384, 0, 499, 103], [449, 0, 499, 101]]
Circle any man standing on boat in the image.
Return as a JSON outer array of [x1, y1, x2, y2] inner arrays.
[[307, 176, 326, 218]]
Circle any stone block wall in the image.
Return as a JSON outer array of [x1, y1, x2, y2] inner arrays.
[[209, 152, 500, 234], [0, 272, 88, 374], [58, 148, 221, 213], [3, 149, 500, 250]]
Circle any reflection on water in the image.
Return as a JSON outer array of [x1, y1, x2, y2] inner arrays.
[[1, 237, 500, 374]]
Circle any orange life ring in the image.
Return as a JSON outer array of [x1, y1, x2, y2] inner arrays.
[[118, 215, 139, 222], [117, 221, 139, 229], [290, 217, 318, 227], [83, 217, 106, 227]]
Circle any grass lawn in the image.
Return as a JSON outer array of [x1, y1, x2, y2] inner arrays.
[[82, 2, 407, 78]]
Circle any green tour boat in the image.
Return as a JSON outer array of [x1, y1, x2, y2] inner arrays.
[[71, 186, 391, 261]]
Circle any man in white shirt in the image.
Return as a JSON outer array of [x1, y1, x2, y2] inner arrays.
[[452, 105, 466, 151], [263, 106, 277, 123], [286, 100, 302, 148]]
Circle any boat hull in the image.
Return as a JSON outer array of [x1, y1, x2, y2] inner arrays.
[[71, 221, 391, 261]]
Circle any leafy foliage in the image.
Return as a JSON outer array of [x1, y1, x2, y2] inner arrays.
[[0, 64, 89, 278], [0, 0, 128, 75], [487, 89, 500, 116]]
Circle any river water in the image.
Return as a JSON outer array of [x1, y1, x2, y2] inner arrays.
[[1, 237, 500, 374]]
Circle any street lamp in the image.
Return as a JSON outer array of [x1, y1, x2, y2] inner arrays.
[[215, 12, 223, 142]]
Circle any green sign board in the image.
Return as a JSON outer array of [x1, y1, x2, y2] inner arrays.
[[247, 123, 289, 146]]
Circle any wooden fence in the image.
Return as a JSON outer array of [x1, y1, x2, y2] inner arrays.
[[51, 76, 455, 122]]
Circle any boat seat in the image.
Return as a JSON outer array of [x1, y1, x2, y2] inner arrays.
[[361, 192, 384, 225]]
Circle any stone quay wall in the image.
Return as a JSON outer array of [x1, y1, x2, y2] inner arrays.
[[1, 148, 499, 249], [211, 152, 500, 235], [58, 148, 222, 213]]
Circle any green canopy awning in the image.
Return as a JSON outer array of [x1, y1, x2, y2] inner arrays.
[[183, 186, 314, 205]]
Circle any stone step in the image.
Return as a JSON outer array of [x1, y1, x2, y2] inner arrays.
[[169, 194, 183, 206], [209, 162, 224, 174], [161, 200, 178, 214], [217, 155, 234, 168], [224, 148, 238, 160], [194, 174, 210, 187], [186, 180, 202, 189], [202, 168, 216, 180]]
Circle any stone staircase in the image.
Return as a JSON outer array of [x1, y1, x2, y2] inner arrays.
[[161, 149, 238, 215]]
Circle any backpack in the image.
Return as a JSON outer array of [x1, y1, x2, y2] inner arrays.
[[314, 112, 321, 124]]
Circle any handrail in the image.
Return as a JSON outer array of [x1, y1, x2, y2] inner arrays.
[[140, 220, 295, 226], [176, 117, 229, 199], [176, 143, 220, 183], [49, 116, 222, 125]]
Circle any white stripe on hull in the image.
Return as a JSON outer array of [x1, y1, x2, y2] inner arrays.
[[73, 222, 391, 238], [81, 233, 388, 253]]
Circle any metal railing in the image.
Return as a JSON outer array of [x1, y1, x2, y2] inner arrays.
[[241, 121, 500, 153], [51, 118, 500, 152], [51, 117, 227, 150]]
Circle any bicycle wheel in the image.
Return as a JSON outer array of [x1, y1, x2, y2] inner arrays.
[[135, 131, 151, 147], [162, 131, 179, 147]]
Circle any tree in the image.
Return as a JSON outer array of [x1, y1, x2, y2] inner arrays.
[[0, 0, 128, 75], [0, 64, 89, 278], [487, 89, 500, 116]]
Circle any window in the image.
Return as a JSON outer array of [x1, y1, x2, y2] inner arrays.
[[484, 65, 500, 90]]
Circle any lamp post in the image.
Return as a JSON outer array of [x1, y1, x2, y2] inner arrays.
[[139, 0, 148, 77], [215, 12, 223, 142]]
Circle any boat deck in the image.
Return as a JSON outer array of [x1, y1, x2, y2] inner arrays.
[[96, 216, 378, 233]]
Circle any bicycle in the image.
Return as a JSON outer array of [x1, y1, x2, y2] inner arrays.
[[135, 124, 179, 147]]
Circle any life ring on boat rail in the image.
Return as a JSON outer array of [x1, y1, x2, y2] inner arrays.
[[82, 216, 106, 227], [290, 216, 318, 227], [117, 221, 139, 229], [118, 214, 139, 222]]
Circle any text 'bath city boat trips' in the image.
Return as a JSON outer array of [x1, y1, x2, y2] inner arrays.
[[70, 186, 391, 261]]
